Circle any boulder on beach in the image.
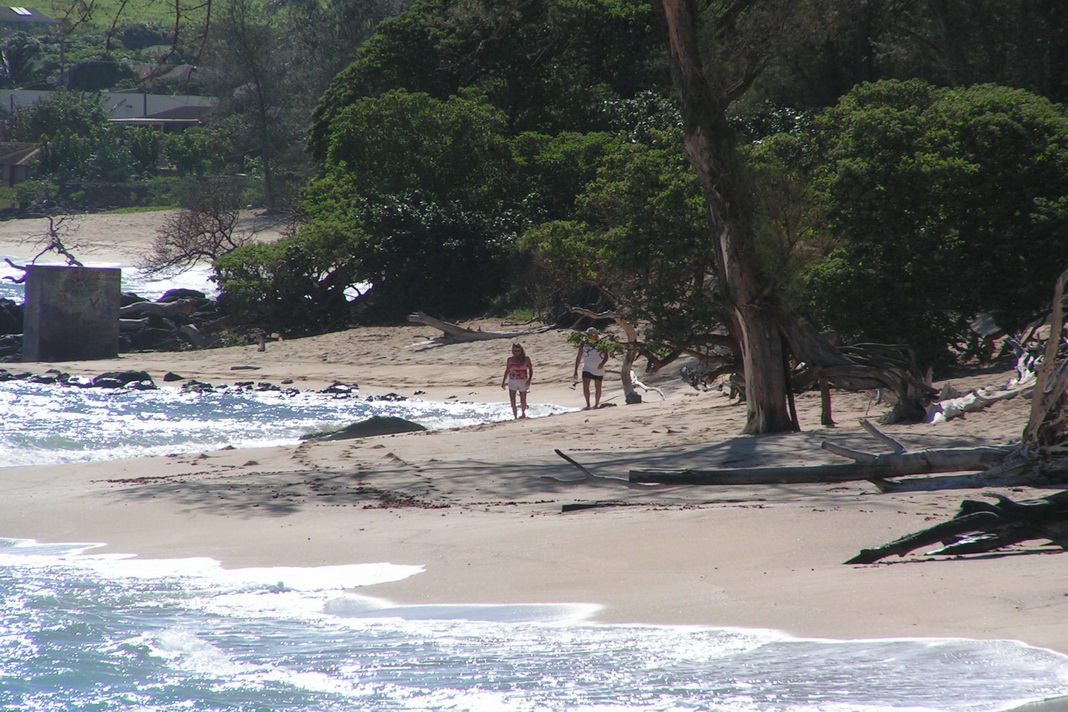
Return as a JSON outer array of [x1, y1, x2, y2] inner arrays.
[[301, 415, 427, 441]]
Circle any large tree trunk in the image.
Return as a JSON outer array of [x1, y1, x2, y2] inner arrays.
[[737, 303, 796, 433], [653, 0, 795, 434]]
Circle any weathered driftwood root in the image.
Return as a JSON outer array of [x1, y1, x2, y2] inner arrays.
[[630, 419, 1014, 490], [120, 299, 199, 318], [544, 449, 672, 489], [408, 312, 551, 342], [845, 491, 1068, 564]]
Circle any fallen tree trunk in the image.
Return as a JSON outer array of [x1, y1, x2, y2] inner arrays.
[[120, 299, 199, 318], [630, 419, 1015, 489], [408, 312, 551, 342], [631, 446, 1013, 487], [846, 491, 1068, 564]]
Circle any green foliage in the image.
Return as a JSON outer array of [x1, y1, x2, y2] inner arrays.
[[319, 90, 517, 208], [68, 56, 138, 91], [122, 126, 165, 176], [297, 89, 526, 322], [214, 223, 362, 334], [14, 179, 57, 211], [311, 193, 516, 322], [310, 0, 668, 162], [9, 91, 108, 142], [801, 80, 1068, 368], [0, 186, 17, 210], [163, 128, 232, 175], [524, 135, 724, 359], [566, 328, 624, 357], [0, 34, 42, 89], [37, 126, 134, 182], [511, 131, 623, 221]]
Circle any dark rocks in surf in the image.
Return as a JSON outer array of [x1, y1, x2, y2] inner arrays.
[[301, 415, 427, 441]]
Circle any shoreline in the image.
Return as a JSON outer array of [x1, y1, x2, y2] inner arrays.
[[1, 211, 1067, 659]]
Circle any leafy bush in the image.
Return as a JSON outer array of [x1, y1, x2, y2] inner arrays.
[[214, 222, 362, 335], [801, 80, 1068, 368]]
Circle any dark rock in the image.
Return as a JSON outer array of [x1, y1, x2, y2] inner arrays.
[[160, 288, 207, 302], [92, 370, 155, 388], [163, 372, 185, 381], [301, 415, 427, 441], [322, 382, 359, 395], [0, 298, 22, 335]]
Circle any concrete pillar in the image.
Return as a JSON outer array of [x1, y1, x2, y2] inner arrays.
[[22, 265, 120, 361]]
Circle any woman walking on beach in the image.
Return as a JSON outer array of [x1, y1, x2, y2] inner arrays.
[[573, 328, 609, 409], [501, 343, 534, 419]]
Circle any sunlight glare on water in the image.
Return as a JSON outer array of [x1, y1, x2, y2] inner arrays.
[[0, 378, 568, 467], [0, 539, 1066, 712]]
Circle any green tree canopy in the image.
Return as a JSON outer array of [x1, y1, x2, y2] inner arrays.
[[308, 0, 667, 163], [9, 90, 108, 142], [524, 134, 722, 360], [803, 80, 1068, 368]]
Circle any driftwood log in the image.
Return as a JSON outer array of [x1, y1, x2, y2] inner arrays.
[[846, 491, 1068, 564], [630, 419, 1015, 491], [408, 312, 551, 342], [119, 299, 199, 318]]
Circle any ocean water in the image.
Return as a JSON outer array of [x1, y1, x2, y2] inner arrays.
[[0, 255, 216, 302], [1, 538, 1067, 712], [3, 263, 1068, 711], [0, 377, 567, 467]]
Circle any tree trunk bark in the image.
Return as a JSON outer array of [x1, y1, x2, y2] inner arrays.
[[737, 304, 796, 433], [652, 0, 795, 434]]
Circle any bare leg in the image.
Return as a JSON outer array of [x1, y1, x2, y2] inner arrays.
[[593, 379, 603, 408], [519, 390, 528, 418], [582, 377, 592, 409], [508, 389, 518, 418]]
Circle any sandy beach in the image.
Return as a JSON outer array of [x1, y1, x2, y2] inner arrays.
[[2, 211, 1067, 656]]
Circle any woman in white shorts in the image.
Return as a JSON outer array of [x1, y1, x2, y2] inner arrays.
[[501, 343, 534, 418]]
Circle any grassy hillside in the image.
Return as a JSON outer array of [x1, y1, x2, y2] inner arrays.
[[42, 0, 216, 35]]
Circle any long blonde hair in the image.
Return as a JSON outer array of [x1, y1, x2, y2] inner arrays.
[[510, 343, 526, 360]]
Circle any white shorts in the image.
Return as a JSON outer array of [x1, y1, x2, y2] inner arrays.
[[507, 378, 529, 393]]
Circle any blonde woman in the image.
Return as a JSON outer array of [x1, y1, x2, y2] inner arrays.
[[501, 343, 534, 418]]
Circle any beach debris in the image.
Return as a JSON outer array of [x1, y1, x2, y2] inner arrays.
[[408, 311, 551, 342], [561, 501, 633, 512], [630, 419, 1013, 490], [301, 415, 427, 441], [925, 343, 1038, 423], [544, 449, 675, 489], [846, 490, 1068, 564]]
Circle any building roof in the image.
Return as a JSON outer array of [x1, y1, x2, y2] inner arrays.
[[149, 104, 213, 120], [0, 6, 59, 24]]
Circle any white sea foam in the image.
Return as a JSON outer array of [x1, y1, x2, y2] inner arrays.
[[0, 257, 215, 302], [0, 537, 1067, 711]]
